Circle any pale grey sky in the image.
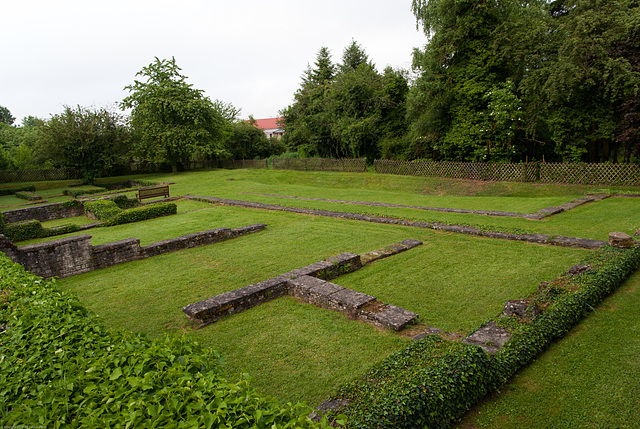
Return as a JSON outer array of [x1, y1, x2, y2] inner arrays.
[[1, 0, 426, 123]]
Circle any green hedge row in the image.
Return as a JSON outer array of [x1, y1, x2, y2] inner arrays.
[[84, 199, 123, 221], [0, 185, 36, 196], [0, 254, 328, 428], [331, 245, 640, 428], [109, 194, 140, 209], [103, 202, 177, 226], [14, 191, 42, 201], [2, 220, 81, 242], [63, 187, 107, 198]]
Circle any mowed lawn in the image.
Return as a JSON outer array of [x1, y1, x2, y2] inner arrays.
[[3, 169, 639, 414]]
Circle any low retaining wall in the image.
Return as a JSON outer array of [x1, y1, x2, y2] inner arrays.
[[186, 195, 610, 250], [183, 239, 423, 331], [2, 202, 85, 223], [0, 224, 266, 279]]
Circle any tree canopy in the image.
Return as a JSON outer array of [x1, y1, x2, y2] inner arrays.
[[121, 57, 231, 173]]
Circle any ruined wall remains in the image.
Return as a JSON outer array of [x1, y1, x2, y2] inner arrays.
[[0, 224, 266, 279]]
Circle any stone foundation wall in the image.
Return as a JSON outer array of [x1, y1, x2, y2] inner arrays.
[[183, 239, 423, 331], [2, 202, 85, 223], [0, 223, 266, 279]]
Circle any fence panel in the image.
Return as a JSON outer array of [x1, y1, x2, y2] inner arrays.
[[271, 158, 366, 173], [374, 160, 640, 185], [0, 168, 83, 184], [540, 163, 640, 186]]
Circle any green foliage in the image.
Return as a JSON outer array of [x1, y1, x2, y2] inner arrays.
[[0, 254, 325, 428], [14, 191, 41, 201], [121, 57, 232, 173], [282, 43, 409, 163], [2, 219, 81, 242], [333, 336, 496, 428], [495, 245, 640, 376], [331, 245, 640, 428], [227, 121, 276, 160], [409, 0, 640, 163], [109, 194, 140, 209], [0, 185, 36, 196], [37, 105, 130, 183], [103, 202, 177, 226], [63, 187, 108, 198], [0, 105, 15, 125], [84, 199, 123, 221]]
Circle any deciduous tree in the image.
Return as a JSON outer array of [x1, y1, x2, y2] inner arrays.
[[38, 105, 130, 183], [121, 57, 230, 173]]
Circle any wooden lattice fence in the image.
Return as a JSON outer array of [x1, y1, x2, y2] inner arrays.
[[272, 158, 367, 173], [217, 159, 269, 170], [0, 168, 82, 184], [374, 160, 539, 182], [539, 163, 640, 186]]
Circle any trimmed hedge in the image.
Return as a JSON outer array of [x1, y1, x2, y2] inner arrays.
[[84, 199, 122, 221], [103, 202, 177, 226], [0, 254, 328, 428], [14, 191, 42, 201], [0, 185, 36, 196], [1, 219, 81, 242], [109, 194, 140, 209], [330, 245, 640, 428], [63, 187, 107, 198]]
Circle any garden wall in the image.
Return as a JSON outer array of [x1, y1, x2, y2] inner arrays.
[[2, 201, 85, 223], [0, 224, 265, 279]]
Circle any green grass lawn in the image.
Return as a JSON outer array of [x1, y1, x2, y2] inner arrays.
[[456, 270, 640, 429], [54, 202, 590, 405], [2, 169, 640, 418]]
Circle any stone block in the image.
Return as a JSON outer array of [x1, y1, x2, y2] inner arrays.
[[609, 231, 635, 248], [398, 239, 422, 249], [367, 304, 418, 331], [503, 299, 541, 319], [330, 288, 375, 309], [288, 275, 344, 307], [462, 321, 511, 354], [568, 264, 591, 275]]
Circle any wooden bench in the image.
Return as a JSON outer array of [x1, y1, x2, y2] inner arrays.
[[137, 185, 170, 201]]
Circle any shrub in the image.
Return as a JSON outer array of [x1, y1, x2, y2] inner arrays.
[[14, 191, 42, 201], [103, 202, 177, 226], [331, 245, 640, 428], [63, 187, 107, 198], [109, 194, 139, 209], [0, 254, 326, 428], [84, 199, 122, 221], [2, 219, 81, 242], [0, 185, 36, 196]]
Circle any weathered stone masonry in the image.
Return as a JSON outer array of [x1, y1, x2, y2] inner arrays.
[[183, 239, 423, 331], [0, 224, 266, 279], [2, 201, 85, 223]]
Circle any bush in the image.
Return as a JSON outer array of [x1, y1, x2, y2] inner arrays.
[[0, 185, 36, 196], [103, 202, 177, 226], [0, 254, 326, 428], [109, 194, 139, 209], [63, 187, 107, 198], [84, 199, 122, 221], [14, 191, 42, 201], [2, 219, 81, 242], [331, 245, 640, 428]]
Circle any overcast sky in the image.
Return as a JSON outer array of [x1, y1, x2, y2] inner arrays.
[[2, 0, 427, 123]]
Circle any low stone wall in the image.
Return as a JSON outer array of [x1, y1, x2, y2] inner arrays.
[[183, 239, 422, 331], [2, 202, 85, 223], [0, 224, 266, 279], [187, 195, 610, 250]]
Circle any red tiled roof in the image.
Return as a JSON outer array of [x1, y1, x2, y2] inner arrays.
[[250, 117, 284, 130]]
